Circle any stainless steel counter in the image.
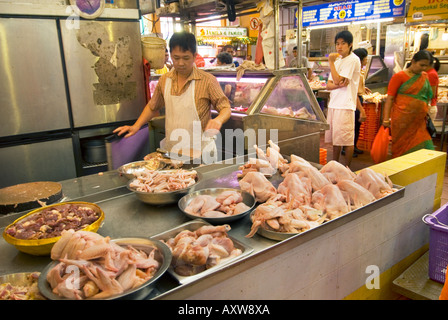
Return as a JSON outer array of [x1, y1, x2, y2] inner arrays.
[[0, 160, 404, 299]]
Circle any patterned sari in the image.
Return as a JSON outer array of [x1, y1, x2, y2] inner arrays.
[[391, 72, 434, 158]]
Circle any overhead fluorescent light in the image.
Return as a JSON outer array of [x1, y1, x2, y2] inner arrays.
[[308, 22, 350, 30], [352, 18, 394, 25]]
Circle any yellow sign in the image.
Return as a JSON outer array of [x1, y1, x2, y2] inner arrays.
[[407, 0, 448, 22]]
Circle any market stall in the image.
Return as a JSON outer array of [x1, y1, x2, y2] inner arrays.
[[0, 147, 445, 300]]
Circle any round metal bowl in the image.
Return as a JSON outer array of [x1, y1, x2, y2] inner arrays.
[[118, 160, 159, 179], [38, 237, 172, 300], [127, 170, 201, 206], [178, 188, 256, 224], [249, 211, 299, 241], [0, 272, 45, 300], [2, 201, 105, 256]]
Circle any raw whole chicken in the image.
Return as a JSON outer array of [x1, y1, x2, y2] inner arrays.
[[184, 190, 251, 218], [298, 166, 331, 191], [277, 173, 312, 208], [337, 179, 376, 209], [238, 141, 289, 178], [47, 230, 160, 299], [320, 160, 357, 184], [266, 140, 289, 172], [354, 168, 397, 199], [312, 184, 350, 220], [246, 202, 323, 238], [237, 158, 276, 178], [242, 147, 398, 237], [163, 225, 242, 276], [239, 171, 277, 203]]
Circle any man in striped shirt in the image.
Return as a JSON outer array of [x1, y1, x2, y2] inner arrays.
[[114, 31, 231, 161]]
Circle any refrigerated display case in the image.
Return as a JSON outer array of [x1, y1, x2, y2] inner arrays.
[[147, 68, 328, 163], [365, 55, 389, 89]]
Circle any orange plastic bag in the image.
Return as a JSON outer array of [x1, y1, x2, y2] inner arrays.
[[370, 126, 390, 164], [440, 263, 448, 300]]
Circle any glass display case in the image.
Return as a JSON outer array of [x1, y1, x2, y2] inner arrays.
[[365, 55, 389, 85], [217, 75, 269, 113], [311, 59, 331, 81], [259, 75, 323, 122], [213, 69, 328, 163]]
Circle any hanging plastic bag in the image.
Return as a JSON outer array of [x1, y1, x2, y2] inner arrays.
[[440, 263, 448, 300], [370, 126, 390, 164]]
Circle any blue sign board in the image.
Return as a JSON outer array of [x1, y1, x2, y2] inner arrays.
[[298, 0, 405, 28]]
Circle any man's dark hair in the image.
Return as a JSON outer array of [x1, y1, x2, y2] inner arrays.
[[223, 45, 234, 52], [353, 48, 368, 62], [217, 52, 233, 65], [169, 31, 197, 54], [334, 30, 354, 52]]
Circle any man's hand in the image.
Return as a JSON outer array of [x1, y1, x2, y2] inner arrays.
[[338, 77, 349, 87], [204, 118, 223, 137], [113, 125, 140, 138], [328, 53, 340, 62]]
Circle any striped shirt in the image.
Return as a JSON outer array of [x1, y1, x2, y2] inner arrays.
[[149, 66, 231, 130]]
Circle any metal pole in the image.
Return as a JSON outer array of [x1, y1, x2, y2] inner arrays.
[[297, 0, 302, 67], [376, 22, 381, 55], [274, 0, 279, 70]]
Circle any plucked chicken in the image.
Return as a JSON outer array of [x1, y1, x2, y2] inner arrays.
[[354, 168, 397, 199], [337, 179, 376, 209], [47, 230, 161, 299], [163, 225, 242, 276], [184, 190, 251, 218], [239, 171, 277, 203], [320, 160, 357, 184], [311, 184, 350, 220]]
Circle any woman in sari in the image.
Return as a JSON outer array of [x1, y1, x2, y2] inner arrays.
[[382, 50, 434, 158]]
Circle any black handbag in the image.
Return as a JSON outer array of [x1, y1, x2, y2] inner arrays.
[[426, 116, 437, 138]]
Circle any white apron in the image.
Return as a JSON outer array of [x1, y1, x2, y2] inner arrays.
[[160, 77, 217, 163]]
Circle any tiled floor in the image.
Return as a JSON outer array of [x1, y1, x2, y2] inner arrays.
[[319, 133, 448, 206]]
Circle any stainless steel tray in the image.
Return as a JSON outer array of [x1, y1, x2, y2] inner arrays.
[[151, 219, 254, 284]]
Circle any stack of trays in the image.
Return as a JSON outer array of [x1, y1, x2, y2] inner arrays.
[[357, 103, 381, 151]]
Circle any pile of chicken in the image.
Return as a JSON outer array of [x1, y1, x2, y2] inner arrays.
[[129, 169, 197, 193], [261, 105, 317, 120], [0, 272, 44, 300], [162, 225, 242, 277], [184, 190, 251, 218], [238, 143, 397, 237], [46, 230, 160, 299]]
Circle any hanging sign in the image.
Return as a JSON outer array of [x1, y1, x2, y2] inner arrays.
[[197, 27, 248, 37], [407, 0, 448, 23], [297, 0, 405, 28], [249, 17, 261, 31]]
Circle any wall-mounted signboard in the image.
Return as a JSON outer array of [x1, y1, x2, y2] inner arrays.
[[296, 0, 405, 28], [407, 0, 448, 23], [197, 27, 248, 37]]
